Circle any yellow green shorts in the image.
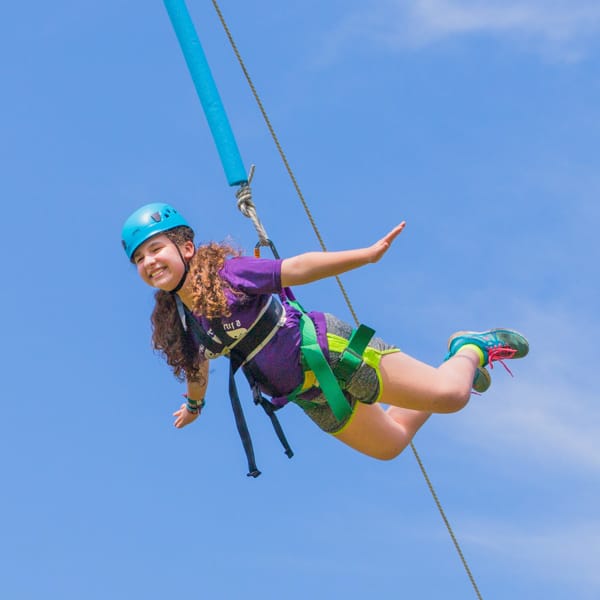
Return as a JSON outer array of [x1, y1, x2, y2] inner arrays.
[[298, 314, 399, 434]]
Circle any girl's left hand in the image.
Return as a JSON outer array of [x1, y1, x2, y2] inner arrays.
[[173, 403, 200, 429], [369, 221, 406, 263]]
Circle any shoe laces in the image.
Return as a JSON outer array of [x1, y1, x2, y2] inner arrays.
[[487, 346, 517, 376]]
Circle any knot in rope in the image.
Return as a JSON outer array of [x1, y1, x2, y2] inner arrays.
[[235, 166, 270, 245], [235, 184, 255, 217]]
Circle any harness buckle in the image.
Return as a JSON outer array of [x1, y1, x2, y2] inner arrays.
[[334, 347, 363, 385], [334, 324, 376, 385]]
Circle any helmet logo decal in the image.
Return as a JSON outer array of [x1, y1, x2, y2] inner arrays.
[[151, 212, 162, 223]]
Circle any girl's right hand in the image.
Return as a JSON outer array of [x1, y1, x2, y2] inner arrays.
[[173, 403, 200, 429], [368, 221, 406, 263]]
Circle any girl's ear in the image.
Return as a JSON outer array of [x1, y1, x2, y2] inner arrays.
[[181, 240, 196, 260]]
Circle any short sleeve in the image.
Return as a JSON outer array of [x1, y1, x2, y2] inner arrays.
[[219, 256, 283, 295]]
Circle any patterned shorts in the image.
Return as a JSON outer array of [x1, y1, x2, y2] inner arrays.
[[300, 314, 399, 434]]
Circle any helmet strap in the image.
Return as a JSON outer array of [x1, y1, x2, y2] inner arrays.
[[169, 243, 190, 294]]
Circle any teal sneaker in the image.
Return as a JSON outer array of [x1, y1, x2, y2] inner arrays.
[[446, 329, 529, 379], [472, 366, 492, 393]]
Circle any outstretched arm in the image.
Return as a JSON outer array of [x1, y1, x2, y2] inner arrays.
[[173, 360, 209, 429], [280, 222, 405, 287]]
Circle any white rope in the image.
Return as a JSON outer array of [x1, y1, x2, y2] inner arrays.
[[235, 165, 270, 246]]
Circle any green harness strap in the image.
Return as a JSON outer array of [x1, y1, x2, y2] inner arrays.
[[334, 324, 376, 385], [286, 299, 375, 422]]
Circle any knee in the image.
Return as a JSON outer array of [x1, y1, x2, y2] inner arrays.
[[374, 449, 403, 461], [370, 439, 409, 461], [432, 383, 470, 413]]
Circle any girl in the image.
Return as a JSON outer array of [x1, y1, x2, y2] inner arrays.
[[122, 202, 528, 464]]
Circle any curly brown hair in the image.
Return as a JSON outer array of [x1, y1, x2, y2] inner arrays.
[[150, 227, 244, 381]]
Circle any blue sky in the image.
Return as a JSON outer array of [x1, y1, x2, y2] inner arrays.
[[1, 1, 599, 598]]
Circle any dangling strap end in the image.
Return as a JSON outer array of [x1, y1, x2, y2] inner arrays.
[[247, 469, 262, 478], [251, 383, 263, 406], [249, 380, 295, 460]]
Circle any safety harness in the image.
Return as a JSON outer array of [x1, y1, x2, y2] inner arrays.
[[284, 295, 375, 422], [174, 290, 375, 477]]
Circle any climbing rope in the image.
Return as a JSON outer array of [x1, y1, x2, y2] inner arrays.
[[210, 2, 483, 598], [235, 165, 271, 246], [411, 444, 483, 599], [210, 0, 359, 324]]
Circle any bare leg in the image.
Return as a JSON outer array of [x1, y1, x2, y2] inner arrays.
[[333, 402, 431, 460], [378, 349, 480, 413], [332, 349, 479, 459]]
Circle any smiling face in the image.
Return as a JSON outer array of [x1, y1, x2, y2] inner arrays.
[[133, 233, 195, 292]]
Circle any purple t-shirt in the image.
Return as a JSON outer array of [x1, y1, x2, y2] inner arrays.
[[189, 256, 327, 402]]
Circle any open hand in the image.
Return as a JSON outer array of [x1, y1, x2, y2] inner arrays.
[[369, 221, 406, 263], [173, 403, 200, 429]]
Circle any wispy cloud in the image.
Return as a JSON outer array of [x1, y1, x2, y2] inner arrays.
[[325, 0, 600, 62], [462, 519, 600, 589]]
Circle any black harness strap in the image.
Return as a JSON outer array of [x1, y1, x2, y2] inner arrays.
[[174, 296, 223, 356], [209, 296, 284, 365], [207, 319, 238, 348], [243, 361, 293, 459], [177, 295, 293, 477], [227, 361, 261, 477]]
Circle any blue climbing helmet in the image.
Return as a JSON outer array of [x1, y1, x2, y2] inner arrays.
[[122, 202, 190, 261]]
